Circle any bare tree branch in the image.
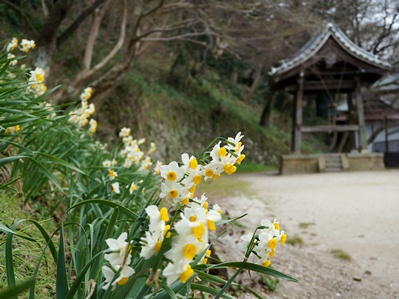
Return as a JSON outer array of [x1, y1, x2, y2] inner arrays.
[[134, 19, 205, 40], [83, 0, 114, 71], [56, 0, 107, 48], [142, 0, 166, 17], [369, 6, 399, 54], [141, 31, 217, 42], [77, 0, 127, 84]]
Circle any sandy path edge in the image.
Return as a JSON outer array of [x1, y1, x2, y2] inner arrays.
[[211, 170, 399, 299]]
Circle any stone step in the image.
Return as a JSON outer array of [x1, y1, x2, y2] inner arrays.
[[324, 155, 343, 171], [326, 161, 342, 167]]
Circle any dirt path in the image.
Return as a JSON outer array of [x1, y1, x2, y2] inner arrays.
[[211, 170, 399, 299]]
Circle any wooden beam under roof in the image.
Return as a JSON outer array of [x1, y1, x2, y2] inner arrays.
[[301, 125, 359, 133]]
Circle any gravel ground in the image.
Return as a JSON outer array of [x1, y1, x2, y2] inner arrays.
[[211, 170, 399, 299]]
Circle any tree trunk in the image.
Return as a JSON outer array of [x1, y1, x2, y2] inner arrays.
[[259, 91, 276, 127], [35, 0, 75, 74], [243, 68, 263, 102], [231, 67, 238, 84]]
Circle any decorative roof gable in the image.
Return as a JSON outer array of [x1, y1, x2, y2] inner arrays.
[[269, 23, 392, 77]]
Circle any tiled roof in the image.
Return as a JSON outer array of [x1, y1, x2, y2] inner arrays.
[[269, 23, 392, 76], [371, 73, 399, 93]]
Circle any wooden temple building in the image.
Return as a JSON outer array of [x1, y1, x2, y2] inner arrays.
[[268, 23, 393, 174]]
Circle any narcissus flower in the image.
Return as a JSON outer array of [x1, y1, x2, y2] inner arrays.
[[29, 67, 45, 84], [145, 205, 169, 233], [165, 234, 203, 263], [160, 180, 190, 203], [163, 259, 194, 286], [111, 182, 120, 194], [4, 125, 20, 134], [89, 119, 97, 135], [153, 161, 163, 175], [102, 265, 135, 290], [160, 161, 185, 183], [119, 127, 131, 138], [129, 181, 138, 194], [7, 53, 18, 66], [103, 160, 112, 168], [140, 206, 170, 259], [80, 87, 93, 101], [139, 156, 153, 171], [240, 218, 286, 267], [109, 169, 118, 180], [102, 232, 135, 290], [6, 37, 18, 52], [104, 232, 131, 267], [140, 229, 164, 259], [148, 142, 156, 154], [19, 39, 35, 52]]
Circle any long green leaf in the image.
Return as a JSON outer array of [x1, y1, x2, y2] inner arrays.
[[191, 283, 236, 299], [56, 225, 69, 299], [0, 155, 30, 167], [65, 251, 105, 299], [35, 152, 84, 173], [4, 219, 41, 295], [2, 219, 58, 263], [0, 223, 35, 242], [24, 156, 65, 193], [0, 177, 20, 193], [5, 229, 17, 297], [0, 278, 36, 299], [152, 273, 198, 299], [207, 262, 299, 282], [158, 284, 178, 299]]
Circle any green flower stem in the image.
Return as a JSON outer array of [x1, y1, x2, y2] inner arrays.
[[214, 267, 242, 299]]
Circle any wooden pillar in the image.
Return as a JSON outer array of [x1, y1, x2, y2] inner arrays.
[[355, 80, 368, 152], [291, 75, 304, 153], [385, 115, 389, 152], [346, 92, 356, 151]]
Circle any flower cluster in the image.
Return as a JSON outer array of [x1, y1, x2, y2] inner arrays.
[[162, 194, 222, 285], [139, 205, 171, 260], [6, 37, 36, 57], [240, 219, 287, 267], [102, 232, 135, 290], [68, 87, 97, 134], [28, 67, 47, 96], [5, 38, 36, 66], [4, 125, 20, 134], [99, 133, 288, 291], [138, 194, 222, 286], [100, 128, 162, 196], [19, 39, 36, 53], [118, 127, 157, 170], [4, 37, 46, 95], [159, 132, 245, 205], [136, 133, 244, 286]]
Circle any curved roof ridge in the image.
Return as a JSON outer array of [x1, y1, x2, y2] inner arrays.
[[328, 23, 391, 69], [269, 22, 392, 76]]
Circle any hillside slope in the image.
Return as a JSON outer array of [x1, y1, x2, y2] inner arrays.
[[94, 57, 325, 166]]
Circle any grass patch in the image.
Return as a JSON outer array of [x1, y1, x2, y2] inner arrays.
[[331, 249, 352, 261], [236, 163, 277, 173], [285, 236, 304, 246], [259, 275, 279, 291], [298, 222, 315, 229], [0, 190, 57, 298], [196, 175, 253, 199]]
